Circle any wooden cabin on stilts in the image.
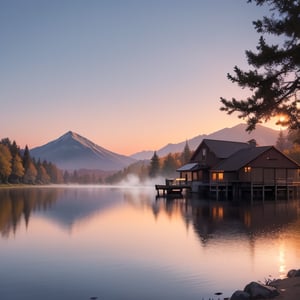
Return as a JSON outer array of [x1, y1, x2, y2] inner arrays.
[[176, 139, 300, 201]]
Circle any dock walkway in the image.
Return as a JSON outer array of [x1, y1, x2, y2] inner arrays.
[[155, 178, 191, 196]]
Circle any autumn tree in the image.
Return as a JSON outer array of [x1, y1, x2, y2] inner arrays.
[[220, 0, 300, 132], [10, 153, 25, 183], [23, 161, 37, 184], [36, 160, 50, 184], [0, 144, 12, 183], [9, 141, 24, 183], [44, 162, 63, 183]]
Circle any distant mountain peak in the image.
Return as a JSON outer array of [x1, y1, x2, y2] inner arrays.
[[31, 131, 136, 171], [130, 123, 281, 160]]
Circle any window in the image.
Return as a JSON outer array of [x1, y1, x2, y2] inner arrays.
[[202, 148, 207, 160], [244, 166, 251, 173], [212, 172, 224, 181]]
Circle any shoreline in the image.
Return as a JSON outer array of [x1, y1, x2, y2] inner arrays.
[[229, 270, 300, 300], [267, 276, 300, 300]]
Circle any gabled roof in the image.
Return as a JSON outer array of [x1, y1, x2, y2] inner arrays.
[[191, 139, 251, 160], [212, 146, 272, 171], [177, 162, 200, 172]]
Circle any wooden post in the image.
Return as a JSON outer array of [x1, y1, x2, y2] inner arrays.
[[225, 183, 228, 201]]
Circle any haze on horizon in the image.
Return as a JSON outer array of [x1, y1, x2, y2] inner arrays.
[[1, 0, 278, 155]]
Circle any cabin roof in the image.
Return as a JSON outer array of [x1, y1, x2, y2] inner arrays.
[[191, 139, 251, 160], [212, 146, 273, 171], [177, 162, 200, 172]]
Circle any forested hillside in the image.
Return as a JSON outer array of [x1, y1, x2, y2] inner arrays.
[[0, 138, 63, 184]]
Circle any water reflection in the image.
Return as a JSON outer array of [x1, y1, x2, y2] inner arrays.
[[0, 187, 121, 236], [124, 191, 300, 244], [1, 187, 300, 242], [0, 188, 58, 237], [1, 187, 300, 300]]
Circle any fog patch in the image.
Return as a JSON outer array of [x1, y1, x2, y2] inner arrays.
[[118, 174, 165, 187]]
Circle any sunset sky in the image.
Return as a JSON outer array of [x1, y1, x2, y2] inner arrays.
[[0, 0, 276, 155]]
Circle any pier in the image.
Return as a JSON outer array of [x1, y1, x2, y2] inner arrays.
[[155, 178, 191, 196]]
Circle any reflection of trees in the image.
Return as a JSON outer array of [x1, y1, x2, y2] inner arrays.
[[147, 194, 300, 246], [115, 189, 300, 248], [0, 188, 59, 237]]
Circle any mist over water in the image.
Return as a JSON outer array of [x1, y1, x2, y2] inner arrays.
[[118, 174, 165, 187]]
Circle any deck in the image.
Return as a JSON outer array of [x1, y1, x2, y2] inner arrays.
[[155, 178, 191, 196], [199, 180, 300, 201]]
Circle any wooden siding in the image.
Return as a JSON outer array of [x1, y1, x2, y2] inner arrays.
[[191, 142, 220, 167], [250, 148, 298, 169], [238, 168, 299, 184]]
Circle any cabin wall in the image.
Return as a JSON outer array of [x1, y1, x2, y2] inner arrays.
[[224, 172, 237, 182], [238, 167, 300, 184], [180, 170, 209, 183], [192, 143, 221, 167], [239, 169, 252, 182], [251, 148, 298, 168], [288, 169, 300, 181]]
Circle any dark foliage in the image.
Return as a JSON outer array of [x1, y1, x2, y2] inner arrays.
[[221, 0, 300, 131]]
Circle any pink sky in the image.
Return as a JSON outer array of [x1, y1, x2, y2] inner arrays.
[[1, 0, 279, 155]]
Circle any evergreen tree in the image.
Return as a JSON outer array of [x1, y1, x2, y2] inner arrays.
[[181, 141, 192, 164], [149, 151, 160, 178], [221, 0, 300, 132], [10, 141, 20, 157], [22, 145, 31, 171]]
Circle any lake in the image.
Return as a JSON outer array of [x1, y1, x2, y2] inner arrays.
[[0, 186, 300, 300]]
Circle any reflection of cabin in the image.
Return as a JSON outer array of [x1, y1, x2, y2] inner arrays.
[[177, 139, 300, 200]]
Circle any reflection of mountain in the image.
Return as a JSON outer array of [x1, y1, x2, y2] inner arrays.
[[39, 188, 119, 229], [0, 187, 121, 236]]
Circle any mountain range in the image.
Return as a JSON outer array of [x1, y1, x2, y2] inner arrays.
[[130, 123, 281, 160], [30, 124, 281, 171]]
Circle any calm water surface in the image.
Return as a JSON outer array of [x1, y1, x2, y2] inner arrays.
[[0, 186, 300, 300]]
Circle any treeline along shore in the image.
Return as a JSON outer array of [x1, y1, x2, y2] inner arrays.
[[0, 138, 109, 185], [0, 138, 62, 185], [0, 136, 195, 186]]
